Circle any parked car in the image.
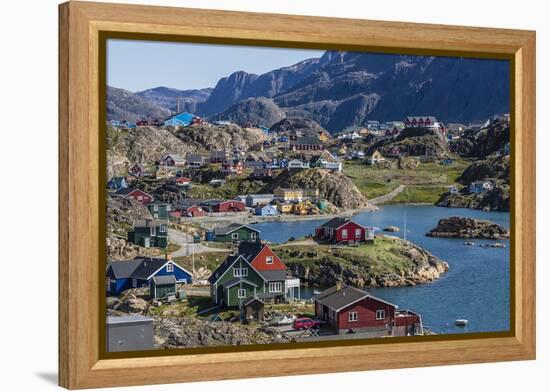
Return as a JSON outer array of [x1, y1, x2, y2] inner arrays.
[[292, 317, 321, 330]]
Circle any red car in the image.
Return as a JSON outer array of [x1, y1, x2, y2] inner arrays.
[[292, 317, 321, 330]]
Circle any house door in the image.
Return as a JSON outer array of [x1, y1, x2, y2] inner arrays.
[[144, 238, 150, 248]]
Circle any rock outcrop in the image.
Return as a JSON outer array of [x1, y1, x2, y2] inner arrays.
[[276, 236, 448, 288], [211, 97, 286, 127], [426, 216, 509, 239], [154, 317, 293, 348]]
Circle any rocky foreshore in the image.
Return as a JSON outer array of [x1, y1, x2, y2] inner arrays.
[[426, 216, 509, 240], [275, 236, 449, 288], [154, 317, 293, 348]]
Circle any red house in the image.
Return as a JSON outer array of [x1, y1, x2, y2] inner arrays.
[[175, 176, 191, 186], [114, 188, 153, 205], [315, 217, 372, 244], [313, 283, 422, 336], [185, 204, 205, 217], [238, 241, 287, 272], [214, 200, 246, 213]]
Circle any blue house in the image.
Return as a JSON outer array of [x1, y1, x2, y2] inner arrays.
[[254, 204, 279, 216], [106, 257, 192, 298], [107, 176, 128, 190], [163, 112, 195, 127]]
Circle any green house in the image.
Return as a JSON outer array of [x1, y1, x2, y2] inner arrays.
[[128, 219, 168, 249], [207, 255, 265, 307], [147, 201, 171, 220], [213, 223, 260, 243], [150, 275, 177, 299]]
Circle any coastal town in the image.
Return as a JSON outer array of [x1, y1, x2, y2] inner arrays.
[[105, 46, 511, 352]]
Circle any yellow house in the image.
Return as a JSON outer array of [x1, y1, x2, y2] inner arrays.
[[366, 150, 385, 165], [274, 188, 303, 201], [155, 166, 172, 179], [277, 202, 294, 214], [317, 131, 329, 142], [292, 201, 311, 215]]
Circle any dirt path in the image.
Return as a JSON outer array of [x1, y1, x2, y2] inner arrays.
[[369, 184, 406, 205], [168, 228, 227, 257]]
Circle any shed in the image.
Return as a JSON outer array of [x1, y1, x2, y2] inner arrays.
[[151, 275, 177, 299], [243, 297, 265, 321], [106, 315, 154, 352]]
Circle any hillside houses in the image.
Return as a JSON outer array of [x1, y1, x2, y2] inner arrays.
[[160, 154, 186, 167], [128, 219, 168, 248], [212, 223, 260, 243], [107, 257, 192, 298], [114, 188, 154, 205], [315, 217, 375, 244], [208, 242, 300, 306]]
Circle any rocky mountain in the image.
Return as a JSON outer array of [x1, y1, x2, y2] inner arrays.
[[175, 123, 267, 152], [210, 97, 286, 127], [458, 155, 510, 184], [198, 51, 510, 132], [109, 50, 509, 132], [107, 86, 171, 122], [136, 86, 212, 113]]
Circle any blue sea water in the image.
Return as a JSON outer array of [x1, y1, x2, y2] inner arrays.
[[254, 205, 510, 335]]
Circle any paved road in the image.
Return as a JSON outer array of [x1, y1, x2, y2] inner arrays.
[[369, 184, 406, 205], [168, 228, 227, 258]]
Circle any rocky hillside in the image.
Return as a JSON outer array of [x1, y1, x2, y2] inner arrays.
[[426, 216, 509, 239], [107, 86, 170, 122], [458, 155, 510, 184], [369, 126, 449, 157], [154, 317, 292, 348], [136, 86, 212, 113], [436, 185, 510, 212], [269, 168, 372, 210], [106, 126, 197, 177], [436, 154, 510, 211], [269, 117, 330, 138], [452, 120, 510, 158], [275, 236, 449, 288], [175, 123, 267, 152], [210, 97, 286, 127]]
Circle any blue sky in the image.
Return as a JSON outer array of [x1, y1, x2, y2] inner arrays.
[[107, 39, 324, 92]]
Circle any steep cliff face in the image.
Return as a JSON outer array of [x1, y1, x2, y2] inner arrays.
[[107, 86, 170, 122], [110, 51, 509, 133]]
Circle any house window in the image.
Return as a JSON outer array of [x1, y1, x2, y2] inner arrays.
[[342, 229, 348, 238], [132, 279, 137, 288], [232, 232, 239, 240], [166, 263, 174, 272], [178, 278, 187, 284], [250, 233, 256, 240], [356, 228, 361, 238], [238, 289, 247, 299], [166, 205, 171, 211], [376, 310, 386, 320], [137, 196, 143, 201], [153, 205, 159, 211], [233, 268, 248, 278], [269, 282, 282, 292], [151, 226, 156, 236], [159, 225, 166, 233], [266, 256, 273, 264], [349, 312, 358, 322]]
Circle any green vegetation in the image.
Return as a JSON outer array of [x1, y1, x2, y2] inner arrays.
[[343, 157, 470, 203], [273, 236, 419, 277], [392, 185, 450, 204], [174, 251, 231, 272], [147, 295, 213, 317]]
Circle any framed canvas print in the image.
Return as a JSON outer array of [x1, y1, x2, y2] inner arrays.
[[58, 1, 536, 389]]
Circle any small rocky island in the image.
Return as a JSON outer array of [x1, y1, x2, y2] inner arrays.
[[426, 216, 509, 240], [274, 236, 449, 288]]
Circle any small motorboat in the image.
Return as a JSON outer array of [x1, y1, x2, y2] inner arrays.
[[455, 318, 469, 326]]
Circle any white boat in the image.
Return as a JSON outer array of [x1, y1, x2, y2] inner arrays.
[[455, 318, 469, 326]]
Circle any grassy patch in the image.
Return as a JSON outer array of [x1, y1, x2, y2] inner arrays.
[[174, 251, 231, 272], [274, 236, 418, 277], [391, 185, 449, 204]]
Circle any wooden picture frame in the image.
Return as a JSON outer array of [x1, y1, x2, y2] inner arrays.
[[59, 1, 536, 389]]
